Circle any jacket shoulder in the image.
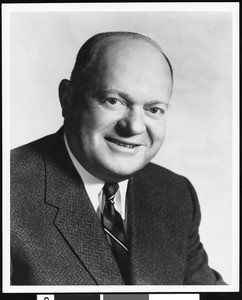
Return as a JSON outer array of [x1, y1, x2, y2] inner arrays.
[[11, 131, 62, 190], [141, 162, 198, 202], [11, 129, 63, 166], [139, 162, 187, 184], [11, 132, 55, 160], [133, 162, 199, 220]]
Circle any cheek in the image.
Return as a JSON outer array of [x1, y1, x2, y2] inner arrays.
[[148, 121, 166, 146], [83, 107, 122, 132]]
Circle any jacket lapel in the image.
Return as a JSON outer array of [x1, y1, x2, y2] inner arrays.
[[43, 130, 124, 285]]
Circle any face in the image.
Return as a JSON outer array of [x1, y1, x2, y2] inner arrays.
[[62, 39, 172, 182]]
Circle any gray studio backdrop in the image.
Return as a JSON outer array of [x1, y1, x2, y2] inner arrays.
[[10, 11, 233, 284]]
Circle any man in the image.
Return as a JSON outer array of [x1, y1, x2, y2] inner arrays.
[[11, 31, 225, 285]]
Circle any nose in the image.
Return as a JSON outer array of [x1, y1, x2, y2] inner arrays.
[[117, 109, 146, 136]]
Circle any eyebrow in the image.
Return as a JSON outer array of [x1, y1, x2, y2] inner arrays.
[[98, 88, 170, 108]]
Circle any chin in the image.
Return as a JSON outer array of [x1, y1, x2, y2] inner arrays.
[[105, 163, 147, 181]]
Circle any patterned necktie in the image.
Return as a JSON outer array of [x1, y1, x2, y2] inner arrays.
[[102, 183, 130, 284]]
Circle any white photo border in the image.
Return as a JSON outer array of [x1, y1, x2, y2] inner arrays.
[[2, 2, 240, 294]]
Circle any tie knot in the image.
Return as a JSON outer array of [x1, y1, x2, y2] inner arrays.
[[103, 183, 119, 200]]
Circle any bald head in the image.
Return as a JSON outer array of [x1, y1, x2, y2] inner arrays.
[[70, 31, 173, 90]]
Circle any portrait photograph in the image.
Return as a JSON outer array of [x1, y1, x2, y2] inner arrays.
[[2, 2, 239, 295]]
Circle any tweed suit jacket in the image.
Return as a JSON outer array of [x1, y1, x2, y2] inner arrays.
[[11, 128, 225, 285]]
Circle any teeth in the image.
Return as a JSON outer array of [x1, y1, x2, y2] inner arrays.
[[109, 139, 136, 148], [116, 141, 135, 148]]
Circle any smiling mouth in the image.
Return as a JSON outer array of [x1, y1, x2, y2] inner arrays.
[[106, 138, 140, 149]]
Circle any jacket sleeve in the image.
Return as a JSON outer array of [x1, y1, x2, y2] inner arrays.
[[183, 178, 226, 285]]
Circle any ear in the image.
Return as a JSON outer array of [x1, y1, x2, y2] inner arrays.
[[59, 79, 74, 118]]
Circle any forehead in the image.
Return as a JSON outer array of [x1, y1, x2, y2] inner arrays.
[[89, 38, 172, 100], [95, 38, 170, 73]]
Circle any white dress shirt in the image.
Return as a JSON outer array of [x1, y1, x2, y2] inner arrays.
[[63, 134, 129, 231]]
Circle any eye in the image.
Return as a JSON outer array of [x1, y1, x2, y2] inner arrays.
[[105, 97, 118, 105], [144, 106, 165, 117], [102, 97, 126, 110]]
